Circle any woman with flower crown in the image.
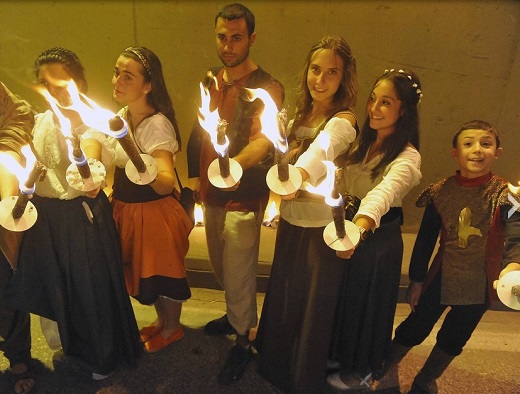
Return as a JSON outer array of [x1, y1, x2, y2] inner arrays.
[[326, 69, 423, 391]]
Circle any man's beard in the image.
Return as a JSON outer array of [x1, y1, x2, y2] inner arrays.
[[218, 48, 249, 68]]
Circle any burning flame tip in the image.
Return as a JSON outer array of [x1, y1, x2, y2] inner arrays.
[[244, 88, 288, 152], [38, 79, 118, 137], [0, 144, 39, 183]]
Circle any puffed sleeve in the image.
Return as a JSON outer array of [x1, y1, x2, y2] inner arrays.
[[355, 147, 422, 228], [137, 115, 178, 155], [295, 117, 357, 186]]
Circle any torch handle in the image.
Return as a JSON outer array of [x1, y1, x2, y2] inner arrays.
[[218, 154, 230, 179], [118, 134, 147, 173], [73, 155, 92, 180], [276, 150, 289, 182], [77, 164, 92, 180], [11, 194, 30, 220], [12, 161, 45, 220], [332, 205, 346, 239]]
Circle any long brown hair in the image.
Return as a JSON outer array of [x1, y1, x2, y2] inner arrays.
[[292, 35, 358, 131]]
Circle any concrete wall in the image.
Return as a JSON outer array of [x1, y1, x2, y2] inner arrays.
[[1, 0, 519, 232]]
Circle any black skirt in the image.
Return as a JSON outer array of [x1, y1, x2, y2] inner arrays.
[[256, 217, 346, 393], [7, 193, 142, 374], [329, 216, 403, 377]]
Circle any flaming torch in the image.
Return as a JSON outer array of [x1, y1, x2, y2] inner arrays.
[[0, 146, 46, 231], [243, 88, 301, 195], [38, 82, 106, 191], [318, 161, 360, 251], [39, 80, 157, 185], [197, 82, 242, 188]]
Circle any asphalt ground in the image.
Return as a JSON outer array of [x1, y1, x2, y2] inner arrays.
[[0, 287, 518, 393]]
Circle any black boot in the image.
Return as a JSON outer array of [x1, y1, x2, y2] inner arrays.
[[408, 345, 455, 394]]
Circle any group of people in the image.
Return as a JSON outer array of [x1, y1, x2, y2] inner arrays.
[[186, 3, 520, 394], [0, 43, 193, 392], [0, 2, 519, 394]]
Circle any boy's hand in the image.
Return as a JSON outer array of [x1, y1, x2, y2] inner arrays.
[[493, 262, 520, 289], [407, 281, 423, 312]]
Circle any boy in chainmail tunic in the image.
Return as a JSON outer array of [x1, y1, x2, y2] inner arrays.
[[378, 120, 520, 393]]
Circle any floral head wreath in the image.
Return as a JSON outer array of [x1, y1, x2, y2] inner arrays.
[[125, 47, 152, 78], [384, 68, 423, 103]]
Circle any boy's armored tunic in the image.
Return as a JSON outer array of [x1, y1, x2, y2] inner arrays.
[[417, 172, 512, 305]]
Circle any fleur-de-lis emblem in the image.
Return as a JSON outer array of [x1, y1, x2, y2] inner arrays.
[[457, 207, 482, 248]]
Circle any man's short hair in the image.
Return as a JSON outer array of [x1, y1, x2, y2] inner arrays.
[[215, 3, 255, 36]]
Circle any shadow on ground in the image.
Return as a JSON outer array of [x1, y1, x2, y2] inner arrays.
[[0, 324, 281, 394]]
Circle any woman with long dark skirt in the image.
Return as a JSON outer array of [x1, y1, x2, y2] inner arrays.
[[6, 47, 142, 380]]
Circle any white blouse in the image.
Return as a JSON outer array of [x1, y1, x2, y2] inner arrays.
[[113, 110, 178, 169], [341, 146, 422, 229], [32, 110, 114, 200]]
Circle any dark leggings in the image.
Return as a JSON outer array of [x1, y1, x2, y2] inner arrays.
[[0, 252, 31, 366], [394, 272, 488, 356]]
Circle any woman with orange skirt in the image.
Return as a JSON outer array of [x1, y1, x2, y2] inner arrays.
[[110, 47, 193, 353]]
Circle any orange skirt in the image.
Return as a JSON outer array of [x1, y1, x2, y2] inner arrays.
[[112, 195, 193, 300]]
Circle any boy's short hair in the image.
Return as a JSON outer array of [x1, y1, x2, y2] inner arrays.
[[452, 120, 500, 148]]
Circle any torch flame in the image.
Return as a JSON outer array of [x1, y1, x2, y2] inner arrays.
[[204, 71, 220, 90], [0, 145, 38, 185], [305, 160, 342, 207], [265, 200, 279, 221], [37, 80, 122, 137], [38, 86, 72, 136], [197, 82, 229, 157], [194, 203, 204, 226], [244, 88, 287, 153], [38, 80, 132, 164], [38, 84, 80, 163]]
